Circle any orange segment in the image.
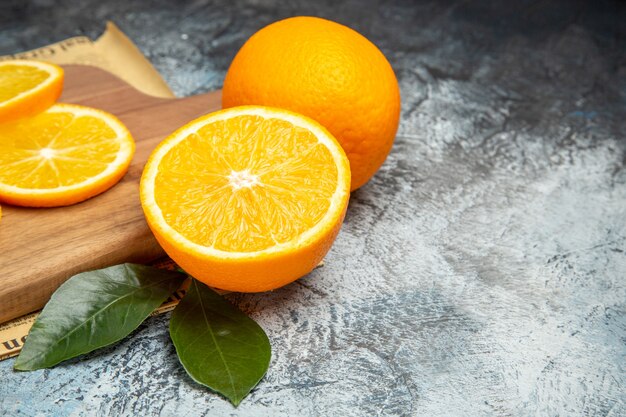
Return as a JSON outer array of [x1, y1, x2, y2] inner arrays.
[[140, 106, 351, 292], [0, 60, 64, 122], [0, 103, 135, 207]]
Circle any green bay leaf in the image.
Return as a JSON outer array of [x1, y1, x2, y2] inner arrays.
[[170, 279, 271, 406], [14, 263, 186, 371]]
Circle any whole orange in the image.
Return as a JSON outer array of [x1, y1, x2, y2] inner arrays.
[[222, 16, 401, 190]]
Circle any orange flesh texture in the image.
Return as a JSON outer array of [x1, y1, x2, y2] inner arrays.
[[0, 65, 50, 101], [0, 63, 63, 122], [154, 114, 339, 253], [0, 112, 121, 189]]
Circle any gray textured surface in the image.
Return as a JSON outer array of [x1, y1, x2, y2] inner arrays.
[[1, 1, 626, 416]]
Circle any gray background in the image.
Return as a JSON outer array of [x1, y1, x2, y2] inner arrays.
[[1, 0, 625, 416]]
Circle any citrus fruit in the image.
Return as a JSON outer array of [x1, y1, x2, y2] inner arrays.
[[0, 103, 135, 207], [140, 106, 351, 292], [0, 60, 64, 122], [222, 16, 400, 191]]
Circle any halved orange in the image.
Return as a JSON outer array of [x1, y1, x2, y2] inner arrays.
[[0, 60, 64, 122], [0, 103, 135, 207], [140, 106, 351, 292]]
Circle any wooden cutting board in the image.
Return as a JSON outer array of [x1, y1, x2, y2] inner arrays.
[[0, 65, 221, 323]]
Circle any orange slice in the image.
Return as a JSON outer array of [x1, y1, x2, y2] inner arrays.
[[0, 60, 64, 122], [140, 106, 351, 292], [0, 103, 135, 207]]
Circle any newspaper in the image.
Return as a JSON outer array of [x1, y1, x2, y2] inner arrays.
[[0, 22, 178, 361], [0, 21, 174, 98]]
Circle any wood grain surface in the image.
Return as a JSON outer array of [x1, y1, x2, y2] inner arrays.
[[0, 65, 221, 323]]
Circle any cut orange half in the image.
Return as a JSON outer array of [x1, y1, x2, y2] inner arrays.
[[140, 106, 351, 292], [0, 103, 135, 207], [0, 60, 64, 122]]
